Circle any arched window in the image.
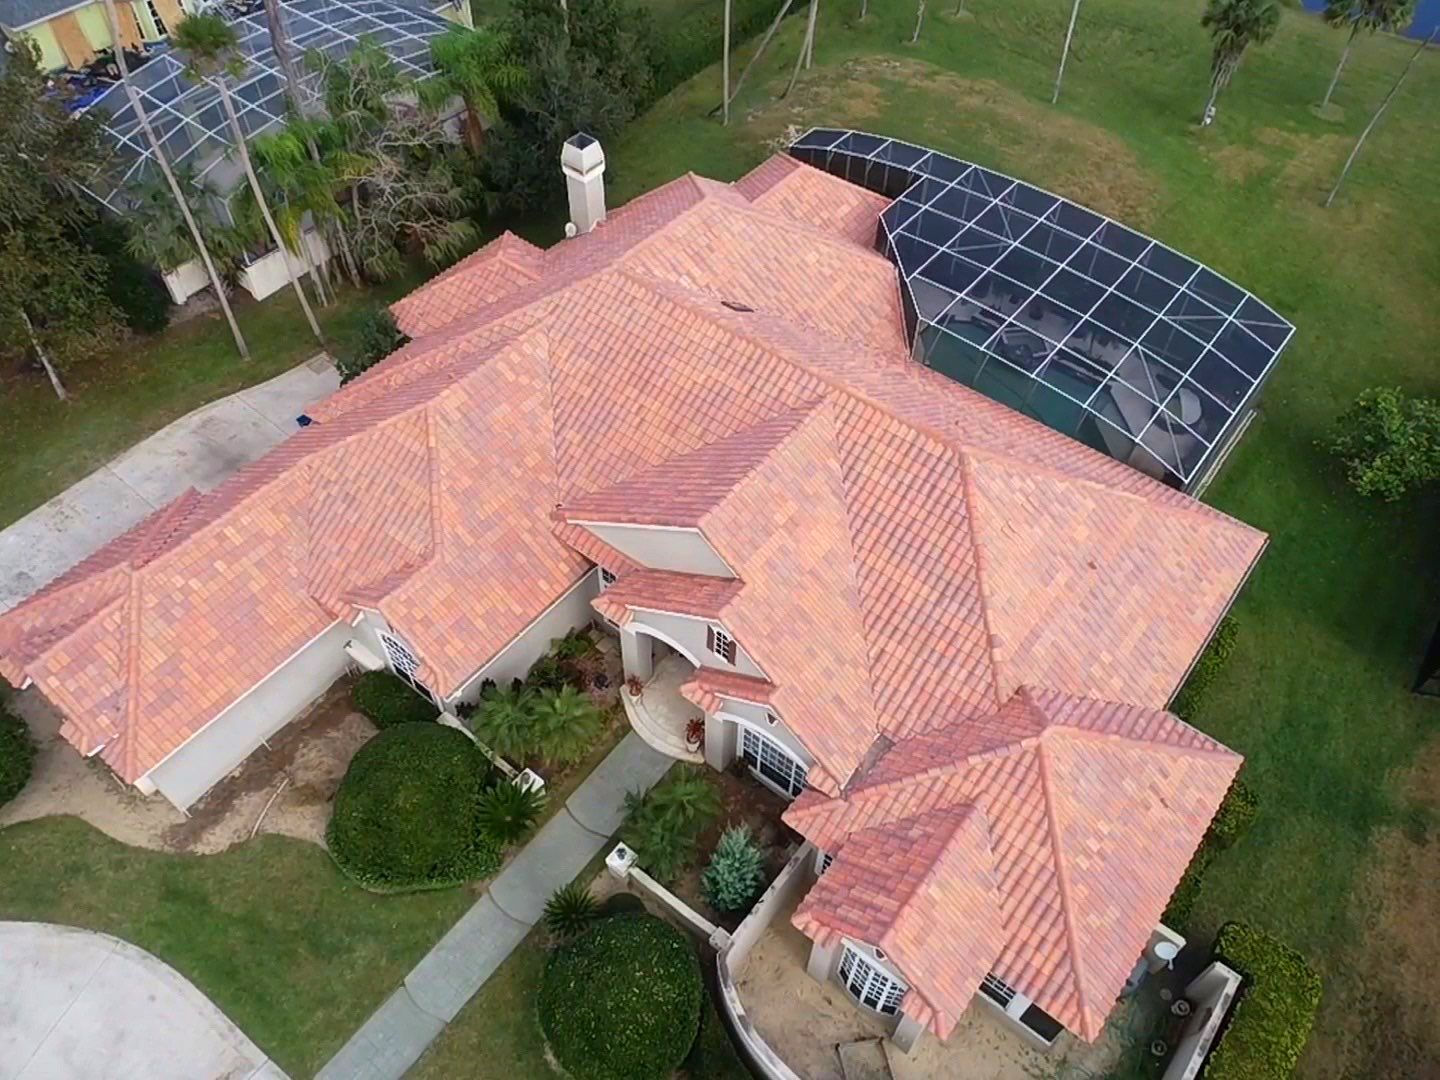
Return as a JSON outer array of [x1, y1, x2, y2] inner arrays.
[[740, 726, 807, 798], [839, 944, 906, 1016], [379, 631, 435, 704]]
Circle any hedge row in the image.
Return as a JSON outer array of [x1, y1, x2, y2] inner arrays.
[[539, 914, 703, 1080], [647, 0, 797, 102], [1172, 615, 1239, 721], [352, 671, 439, 729], [0, 707, 35, 808], [1164, 777, 1259, 927], [327, 723, 501, 892], [1206, 922, 1322, 1080]]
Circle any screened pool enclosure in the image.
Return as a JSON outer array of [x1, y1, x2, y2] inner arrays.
[[789, 129, 1294, 492], [82, 0, 452, 224]]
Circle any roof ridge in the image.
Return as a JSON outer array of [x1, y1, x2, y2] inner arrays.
[[1040, 719, 1240, 761], [697, 398, 830, 529], [117, 567, 144, 776], [957, 451, 1011, 710], [1034, 736, 1093, 1035]]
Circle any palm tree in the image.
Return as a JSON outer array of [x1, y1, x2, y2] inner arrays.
[[126, 167, 247, 283], [1200, 0, 1280, 125], [239, 128, 338, 306], [529, 686, 603, 767], [173, 12, 324, 345], [423, 26, 527, 155], [100, 0, 250, 359], [1052, 0, 1084, 104], [1319, 0, 1417, 109]]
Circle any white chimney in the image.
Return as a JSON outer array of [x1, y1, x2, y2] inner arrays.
[[561, 133, 606, 235]]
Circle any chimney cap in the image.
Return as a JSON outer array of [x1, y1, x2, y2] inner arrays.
[[561, 132, 606, 179]]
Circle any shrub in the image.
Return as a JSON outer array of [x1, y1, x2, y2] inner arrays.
[[1172, 615, 1239, 722], [684, 997, 751, 1080], [620, 767, 722, 884], [530, 685, 604, 767], [524, 653, 570, 694], [544, 880, 601, 939], [84, 218, 172, 334], [475, 779, 546, 846], [472, 684, 536, 760], [327, 723, 500, 891], [352, 671, 439, 729], [539, 914, 702, 1080], [1164, 778, 1260, 927], [1207, 922, 1322, 1080], [598, 891, 646, 917], [0, 707, 36, 808], [336, 306, 410, 384], [701, 825, 766, 913], [1323, 386, 1440, 501], [649, 0, 793, 101]]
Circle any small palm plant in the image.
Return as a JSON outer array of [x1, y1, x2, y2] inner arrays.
[[530, 685, 604, 767], [543, 880, 601, 939], [472, 684, 535, 761], [475, 780, 546, 846], [701, 825, 766, 913], [422, 26, 527, 154], [619, 767, 722, 884], [1200, 0, 1280, 125]]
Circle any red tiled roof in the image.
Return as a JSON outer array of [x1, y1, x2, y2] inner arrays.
[[784, 688, 1241, 1040], [679, 666, 777, 714], [793, 805, 1007, 1040], [0, 155, 1261, 1042], [591, 569, 743, 624]]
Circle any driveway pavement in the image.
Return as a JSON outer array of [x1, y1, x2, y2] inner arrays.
[[0, 922, 285, 1080], [318, 732, 674, 1080], [0, 356, 337, 613]]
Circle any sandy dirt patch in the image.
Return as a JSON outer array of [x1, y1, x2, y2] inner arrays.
[[748, 56, 1162, 228], [733, 890, 1131, 1080], [1, 683, 374, 855]]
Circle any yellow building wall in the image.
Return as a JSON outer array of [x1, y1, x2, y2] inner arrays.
[[18, 23, 66, 70], [74, 4, 112, 50], [134, 0, 160, 38]]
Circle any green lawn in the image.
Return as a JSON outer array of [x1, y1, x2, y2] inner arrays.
[[0, 818, 473, 1077], [593, 3, 1440, 1075], [0, 275, 417, 531]]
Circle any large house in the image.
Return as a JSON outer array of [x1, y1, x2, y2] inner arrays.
[[0, 131, 1281, 1053]]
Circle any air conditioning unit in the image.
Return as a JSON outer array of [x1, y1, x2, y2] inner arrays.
[[344, 640, 385, 672], [515, 768, 546, 795]]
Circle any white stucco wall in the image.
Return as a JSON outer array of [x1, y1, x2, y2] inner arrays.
[[626, 609, 766, 678], [236, 230, 331, 302], [580, 522, 734, 578], [141, 621, 351, 810], [449, 573, 599, 704], [162, 258, 210, 304], [715, 698, 813, 766]]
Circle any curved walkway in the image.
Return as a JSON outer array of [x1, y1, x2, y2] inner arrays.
[[0, 922, 285, 1080]]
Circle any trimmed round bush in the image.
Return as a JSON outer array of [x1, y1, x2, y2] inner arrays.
[[0, 708, 36, 808], [352, 671, 439, 729], [539, 915, 702, 1080], [327, 724, 499, 891]]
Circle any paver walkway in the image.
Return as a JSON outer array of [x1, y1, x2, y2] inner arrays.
[[318, 732, 674, 1080], [0, 922, 285, 1080], [0, 355, 337, 612]]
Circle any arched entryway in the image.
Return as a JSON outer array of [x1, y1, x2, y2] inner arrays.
[[618, 628, 703, 762]]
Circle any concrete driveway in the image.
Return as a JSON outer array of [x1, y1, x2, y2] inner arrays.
[[0, 356, 336, 613], [0, 922, 285, 1080]]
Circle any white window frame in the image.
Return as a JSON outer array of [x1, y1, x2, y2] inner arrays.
[[838, 943, 906, 1016], [740, 725, 808, 799], [379, 631, 436, 705], [708, 625, 737, 664], [977, 971, 1062, 1046], [146, 0, 169, 36], [598, 566, 617, 589]]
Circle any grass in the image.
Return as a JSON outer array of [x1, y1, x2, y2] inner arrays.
[[592, 3, 1440, 1075], [0, 274, 418, 531], [0, 817, 473, 1077]]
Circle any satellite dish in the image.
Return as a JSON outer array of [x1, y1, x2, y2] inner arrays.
[[1153, 941, 1180, 967], [564, 222, 578, 239]]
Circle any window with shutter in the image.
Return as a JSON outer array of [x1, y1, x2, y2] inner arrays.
[[706, 625, 737, 664]]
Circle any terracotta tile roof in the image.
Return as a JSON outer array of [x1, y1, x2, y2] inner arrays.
[[391, 231, 544, 338], [679, 666, 777, 714], [793, 804, 1007, 1040], [739, 154, 891, 248], [591, 569, 743, 624], [0, 153, 1262, 1041], [784, 688, 1241, 1040]]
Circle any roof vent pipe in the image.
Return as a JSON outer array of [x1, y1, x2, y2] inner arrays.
[[561, 133, 606, 235]]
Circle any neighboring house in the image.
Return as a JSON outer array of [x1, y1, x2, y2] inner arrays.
[[0, 132, 1279, 1054], [0, 0, 184, 71]]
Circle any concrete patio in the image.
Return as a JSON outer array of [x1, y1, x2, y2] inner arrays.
[[621, 650, 704, 763]]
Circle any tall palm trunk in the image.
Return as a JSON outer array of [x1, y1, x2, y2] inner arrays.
[[1321, 22, 1359, 109], [1204, 55, 1236, 123], [712, 0, 794, 116], [782, 0, 818, 98], [1052, 0, 1083, 104], [911, 0, 925, 43], [215, 77, 324, 344], [263, 0, 352, 297], [20, 310, 67, 401], [722, 0, 731, 124], [101, 0, 249, 359]]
